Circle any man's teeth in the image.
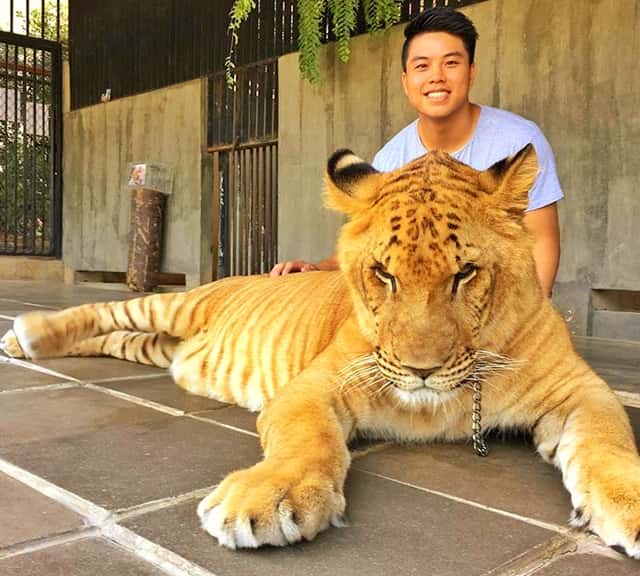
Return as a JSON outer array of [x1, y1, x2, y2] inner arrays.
[[427, 91, 448, 98]]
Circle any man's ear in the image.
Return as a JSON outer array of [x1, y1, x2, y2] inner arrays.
[[479, 144, 538, 221], [324, 149, 383, 218]]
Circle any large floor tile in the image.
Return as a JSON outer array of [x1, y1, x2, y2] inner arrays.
[[353, 436, 571, 526], [96, 374, 227, 413], [0, 473, 83, 549], [354, 407, 640, 529], [122, 469, 560, 576], [536, 552, 639, 575], [0, 537, 165, 576], [1, 413, 262, 511], [32, 357, 166, 381], [0, 387, 167, 447], [0, 360, 74, 391], [0, 303, 59, 317], [196, 406, 259, 434], [0, 281, 137, 307], [574, 336, 640, 393]]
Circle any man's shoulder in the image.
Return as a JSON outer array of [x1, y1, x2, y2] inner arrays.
[[479, 105, 543, 143], [379, 119, 419, 151], [372, 120, 420, 171]]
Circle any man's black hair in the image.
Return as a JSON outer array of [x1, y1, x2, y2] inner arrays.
[[401, 7, 479, 70]]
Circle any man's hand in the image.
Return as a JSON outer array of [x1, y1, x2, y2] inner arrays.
[[270, 260, 319, 277], [270, 254, 339, 277]]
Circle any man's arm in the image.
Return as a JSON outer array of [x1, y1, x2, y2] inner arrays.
[[523, 203, 561, 297]]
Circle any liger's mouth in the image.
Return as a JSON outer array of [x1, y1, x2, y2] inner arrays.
[[388, 376, 468, 395]]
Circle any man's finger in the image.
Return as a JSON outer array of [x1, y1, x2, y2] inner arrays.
[[270, 262, 285, 277], [283, 260, 306, 275]]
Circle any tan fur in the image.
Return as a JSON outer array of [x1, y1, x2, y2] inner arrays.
[[2, 147, 639, 554]]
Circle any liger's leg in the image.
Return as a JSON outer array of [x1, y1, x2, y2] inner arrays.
[[533, 372, 640, 558], [7, 292, 187, 359], [67, 331, 179, 367]]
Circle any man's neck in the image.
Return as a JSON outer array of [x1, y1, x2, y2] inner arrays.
[[417, 103, 480, 154]]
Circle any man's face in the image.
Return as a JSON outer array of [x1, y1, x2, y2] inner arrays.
[[401, 31, 476, 121]]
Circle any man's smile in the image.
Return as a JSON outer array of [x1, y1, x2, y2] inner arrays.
[[424, 90, 451, 102]]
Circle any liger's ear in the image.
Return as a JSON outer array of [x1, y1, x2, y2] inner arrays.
[[324, 149, 384, 217], [479, 144, 538, 220]]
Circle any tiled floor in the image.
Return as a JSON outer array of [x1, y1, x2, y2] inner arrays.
[[0, 280, 639, 575]]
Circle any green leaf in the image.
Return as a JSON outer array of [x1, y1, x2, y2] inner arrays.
[[226, 0, 257, 87], [329, 0, 358, 63], [297, 0, 326, 84]]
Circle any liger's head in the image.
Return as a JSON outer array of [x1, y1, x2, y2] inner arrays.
[[325, 146, 540, 406]]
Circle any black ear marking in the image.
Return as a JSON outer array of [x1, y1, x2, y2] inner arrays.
[[487, 143, 535, 179], [327, 149, 379, 193], [328, 149, 355, 177]]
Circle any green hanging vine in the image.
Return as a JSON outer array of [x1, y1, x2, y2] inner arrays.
[[226, 0, 402, 86], [225, 0, 257, 87]]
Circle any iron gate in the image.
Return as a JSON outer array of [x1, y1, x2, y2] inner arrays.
[[0, 31, 62, 257], [208, 59, 278, 278]]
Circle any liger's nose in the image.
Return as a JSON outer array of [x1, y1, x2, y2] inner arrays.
[[403, 365, 442, 380]]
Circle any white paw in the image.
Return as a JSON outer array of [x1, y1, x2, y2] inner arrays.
[[197, 462, 346, 549], [0, 329, 27, 358], [197, 496, 302, 549], [570, 466, 640, 559], [12, 311, 59, 358]]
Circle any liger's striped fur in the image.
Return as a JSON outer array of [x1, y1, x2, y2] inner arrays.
[[2, 147, 640, 556]]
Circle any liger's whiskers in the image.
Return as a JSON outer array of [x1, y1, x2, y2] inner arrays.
[[371, 378, 394, 401], [334, 354, 392, 399]]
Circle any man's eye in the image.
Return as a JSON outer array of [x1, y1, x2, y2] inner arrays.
[[373, 265, 397, 293], [452, 264, 477, 295], [445, 60, 459, 67]]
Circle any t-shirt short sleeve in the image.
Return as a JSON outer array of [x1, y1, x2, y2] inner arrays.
[[372, 120, 425, 173], [525, 126, 564, 211]]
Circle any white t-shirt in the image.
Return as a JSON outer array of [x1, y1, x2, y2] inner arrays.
[[372, 105, 563, 211]]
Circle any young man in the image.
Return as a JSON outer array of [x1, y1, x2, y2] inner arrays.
[[271, 8, 562, 297]]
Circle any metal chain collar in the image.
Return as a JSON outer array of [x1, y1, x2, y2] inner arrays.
[[471, 379, 489, 457]]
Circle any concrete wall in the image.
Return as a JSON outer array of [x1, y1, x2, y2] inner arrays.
[[278, 0, 640, 339], [62, 79, 213, 288]]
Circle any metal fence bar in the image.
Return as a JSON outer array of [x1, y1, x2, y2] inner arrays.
[[39, 49, 46, 253], [12, 43, 18, 254], [207, 57, 279, 279], [2, 41, 8, 249], [211, 141, 279, 278], [0, 30, 62, 257], [31, 46, 37, 252], [51, 39, 62, 257]]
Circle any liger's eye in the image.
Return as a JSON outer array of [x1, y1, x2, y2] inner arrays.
[[452, 263, 477, 295], [372, 264, 397, 294]]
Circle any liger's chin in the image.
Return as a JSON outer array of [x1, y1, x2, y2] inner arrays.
[[391, 384, 465, 409]]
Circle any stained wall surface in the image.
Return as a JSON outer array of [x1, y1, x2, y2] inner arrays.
[[62, 79, 212, 288]]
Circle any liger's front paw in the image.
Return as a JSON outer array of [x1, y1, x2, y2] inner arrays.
[[0, 329, 27, 358], [197, 460, 346, 549], [570, 464, 640, 558]]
